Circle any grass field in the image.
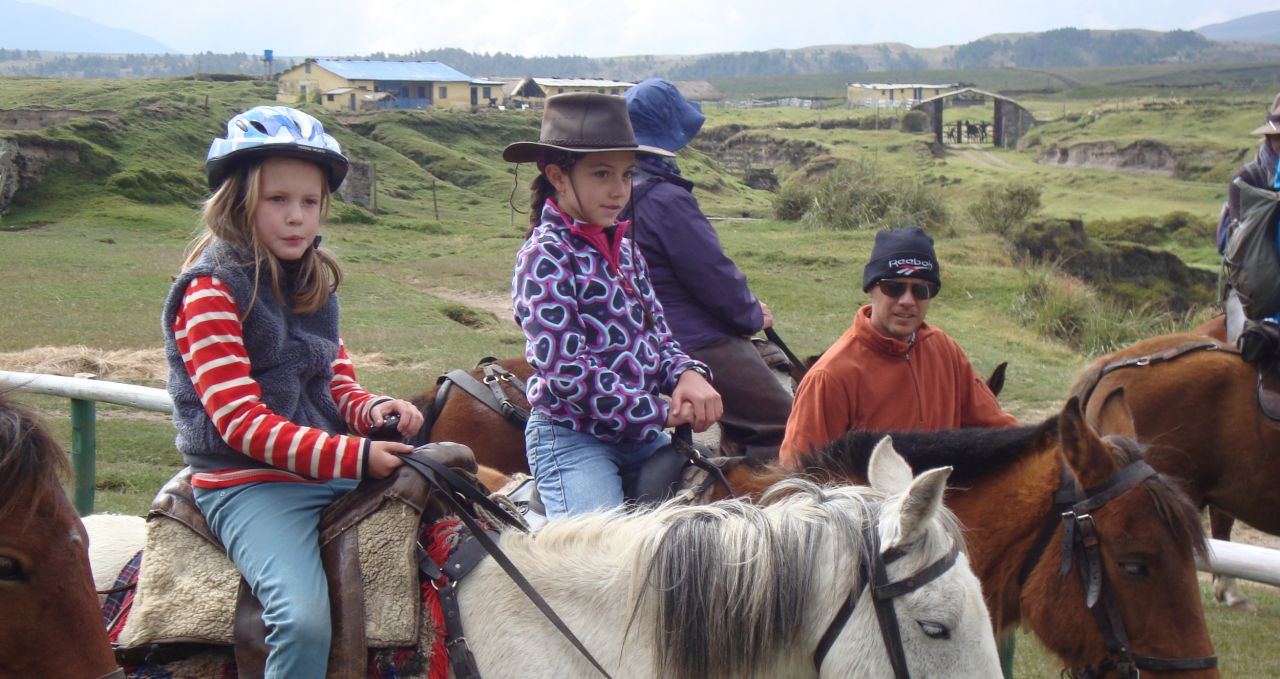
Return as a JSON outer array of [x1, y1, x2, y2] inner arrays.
[[2, 72, 1278, 675]]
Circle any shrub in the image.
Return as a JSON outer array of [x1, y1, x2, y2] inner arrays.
[[967, 182, 1041, 236], [800, 159, 948, 231], [901, 110, 928, 133], [107, 168, 204, 204], [773, 182, 813, 221], [1016, 262, 1179, 355]]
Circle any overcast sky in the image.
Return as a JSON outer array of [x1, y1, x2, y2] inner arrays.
[[21, 0, 1278, 57]]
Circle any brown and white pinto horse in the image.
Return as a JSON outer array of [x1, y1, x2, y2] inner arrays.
[[0, 394, 122, 679], [1071, 330, 1280, 607], [708, 399, 1218, 678]]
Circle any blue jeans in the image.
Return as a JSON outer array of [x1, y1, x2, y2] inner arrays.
[[194, 478, 358, 679], [525, 414, 671, 518]]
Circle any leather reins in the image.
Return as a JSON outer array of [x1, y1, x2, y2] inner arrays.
[[1017, 454, 1217, 678], [398, 451, 615, 679], [813, 520, 961, 678]]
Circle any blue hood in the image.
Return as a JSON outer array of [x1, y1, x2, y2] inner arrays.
[[626, 78, 705, 153]]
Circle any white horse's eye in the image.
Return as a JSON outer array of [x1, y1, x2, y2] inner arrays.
[[918, 620, 950, 639]]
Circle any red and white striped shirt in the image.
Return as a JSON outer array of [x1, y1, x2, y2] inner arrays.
[[172, 275, 381, 489]]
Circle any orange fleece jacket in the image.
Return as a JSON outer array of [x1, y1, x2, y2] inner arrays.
[[779, 305, 1016, 464]]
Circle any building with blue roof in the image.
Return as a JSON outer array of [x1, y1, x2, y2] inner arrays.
[[277, 59, 504, 112]]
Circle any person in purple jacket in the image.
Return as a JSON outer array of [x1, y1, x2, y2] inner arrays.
[[507, 93, 723, 518], [626, 78, 792, 460]]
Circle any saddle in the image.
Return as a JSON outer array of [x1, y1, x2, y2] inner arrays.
[[115, 443, 475, 678], [505, 433, 729, 523]]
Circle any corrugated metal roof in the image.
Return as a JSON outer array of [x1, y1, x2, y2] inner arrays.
[[915, 86, 1023, 106], [313, 59, 475, 82], [533, 77, 634, 88], [847, 82, 958, 90]]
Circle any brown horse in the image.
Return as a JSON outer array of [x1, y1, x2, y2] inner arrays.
[[0, 394, 122, 679], [407, 354, 1007, 476], [707, 399, 1218, 678], [407, 356, 534, 474], [1071, 330, 1280, 607]]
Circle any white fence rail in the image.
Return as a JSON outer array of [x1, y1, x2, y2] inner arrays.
[[0, 370, 173, 413], [0, 369, 171, 514], [1201, 539, 1280, 587]]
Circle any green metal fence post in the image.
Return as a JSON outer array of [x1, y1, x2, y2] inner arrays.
[[70, 397, 96, 515], [999, 628, 1016, 678]]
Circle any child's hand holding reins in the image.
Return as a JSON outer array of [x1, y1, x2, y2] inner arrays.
[[370, 399, 425, 439], [367, 441, 414, 479], [668, 369, 722, 433], [365, 399, 425, 479]]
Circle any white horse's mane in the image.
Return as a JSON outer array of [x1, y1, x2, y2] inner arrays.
[[493, 477, 962, 679]]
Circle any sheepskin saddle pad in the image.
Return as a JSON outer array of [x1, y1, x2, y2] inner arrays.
[[116, 463, 443, 650]]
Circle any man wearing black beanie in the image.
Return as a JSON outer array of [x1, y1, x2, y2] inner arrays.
[[779, 226, 1016, 462]]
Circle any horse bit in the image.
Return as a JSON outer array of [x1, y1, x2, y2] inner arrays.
[[813, 519, 961, 678], [1020, 443, 1218, 678]]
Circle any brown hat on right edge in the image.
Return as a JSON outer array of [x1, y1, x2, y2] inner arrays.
[[1251, 92, 1280, 136], [502, 93, 673, 163]]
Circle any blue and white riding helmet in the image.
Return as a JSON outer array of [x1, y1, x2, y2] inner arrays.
[[205, 105, 349, 191]]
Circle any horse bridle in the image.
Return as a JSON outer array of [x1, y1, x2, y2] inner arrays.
[[1019, 453, 1218, 678], [813, 521, 961, 678]]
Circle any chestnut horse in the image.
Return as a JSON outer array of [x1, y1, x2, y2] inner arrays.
[[406, 355, 1007, 475], [0, 394, 122, 679], [1071, 330, 1280, 608], [407, 357, 534, 474], [710, 399, 1218, 678]]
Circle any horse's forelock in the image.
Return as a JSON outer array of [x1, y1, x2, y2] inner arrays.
[[1104, 434, 1209, 559], [0, 395, 69, 520]]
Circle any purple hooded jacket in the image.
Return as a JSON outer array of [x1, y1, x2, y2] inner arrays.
[[629, 159, 764, 352]]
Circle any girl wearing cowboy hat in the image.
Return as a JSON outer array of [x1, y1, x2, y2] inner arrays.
[[507, 92, 722, 518]]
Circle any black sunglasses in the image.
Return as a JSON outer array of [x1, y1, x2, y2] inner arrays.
[[875, 280, 939, 300]]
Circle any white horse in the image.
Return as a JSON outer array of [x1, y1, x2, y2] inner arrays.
[[87, 438, 1000, 678]]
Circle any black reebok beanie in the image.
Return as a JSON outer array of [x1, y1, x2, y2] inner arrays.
[[861, 226, 942, 292]]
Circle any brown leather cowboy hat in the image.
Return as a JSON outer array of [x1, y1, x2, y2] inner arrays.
[[502, 92, 673, 163], [1251, 92, 1280, 136]]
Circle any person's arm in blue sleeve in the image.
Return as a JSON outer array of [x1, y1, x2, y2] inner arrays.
[[635, 184, 763, 334]]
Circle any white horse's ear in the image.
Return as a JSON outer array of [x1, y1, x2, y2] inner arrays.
[[868, 436, 913, 495], [891, 466, 953, 548]]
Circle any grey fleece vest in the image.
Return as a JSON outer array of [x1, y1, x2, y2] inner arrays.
[[162, 241, 347, 474]]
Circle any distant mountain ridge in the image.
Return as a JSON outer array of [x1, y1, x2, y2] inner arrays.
[[0, 0, 172, 54], [1197, 10, 1280, 44], [377, 28, 1280, 81], [4, 6, 1280, 81]]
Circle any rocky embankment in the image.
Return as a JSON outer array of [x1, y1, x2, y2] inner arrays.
[[0, 109, 120, 216], [1036, 140, 1177, 177]]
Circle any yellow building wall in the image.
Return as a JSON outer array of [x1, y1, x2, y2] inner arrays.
[[846, 85, 953, 106], [430, 80, 473, 110], [276, 63, 352, 104]]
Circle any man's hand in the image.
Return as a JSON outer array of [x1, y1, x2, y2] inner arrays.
[[667, 369, 723, 432]]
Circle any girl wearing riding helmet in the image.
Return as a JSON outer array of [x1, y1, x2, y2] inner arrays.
[[161, 105, 422, 678], [507, 93, 723, 519]]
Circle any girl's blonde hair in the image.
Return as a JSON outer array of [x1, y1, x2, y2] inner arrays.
[[182, 159, 342, 317]]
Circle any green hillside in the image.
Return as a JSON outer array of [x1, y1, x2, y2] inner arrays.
[[5, 75, 1280, 675]]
